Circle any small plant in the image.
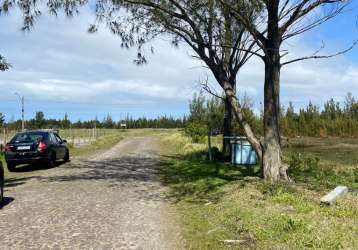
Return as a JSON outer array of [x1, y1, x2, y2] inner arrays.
[[258, 182, 297, 197], [288, 152, 320, 176]]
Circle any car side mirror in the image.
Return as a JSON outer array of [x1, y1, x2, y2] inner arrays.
[[62, 140, 67, 143]]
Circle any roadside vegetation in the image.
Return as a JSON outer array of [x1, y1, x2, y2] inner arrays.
[[159, 131, 358, 249], [67, 130, 125, 159]]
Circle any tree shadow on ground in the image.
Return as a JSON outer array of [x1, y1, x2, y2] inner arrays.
[[0, 197, 14, 209], [3, 162, 66, 189], [158, 154, 261, 203], [12, 161, 64, 173], [37, 156, 166, 201], [4, 176, 41, 188], [41, 156, 160, 183]]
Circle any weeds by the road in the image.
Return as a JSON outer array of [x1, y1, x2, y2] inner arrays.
[[160, 132, 358, 249], [68, 131, 124, 158]]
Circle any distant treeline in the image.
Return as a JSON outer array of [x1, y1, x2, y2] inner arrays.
[[185, 92, 358, 140], [1, 93, 357, 137], [0, 112, 185, 130], [281, 94, 358, 137]]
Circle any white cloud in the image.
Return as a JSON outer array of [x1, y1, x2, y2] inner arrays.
[[0, 6, 357, 119]]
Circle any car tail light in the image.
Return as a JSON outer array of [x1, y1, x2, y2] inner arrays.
[[38, 141, 47, 152], [5, 144, 11, 153]]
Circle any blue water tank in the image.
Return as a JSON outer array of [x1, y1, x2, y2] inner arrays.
[[229, 137, 257, 165]]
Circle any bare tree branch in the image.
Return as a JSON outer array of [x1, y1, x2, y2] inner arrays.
[[200, 77, 225, 100], [281, 39, 358, 66]]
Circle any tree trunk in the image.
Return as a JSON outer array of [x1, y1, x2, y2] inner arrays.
[[222, 97, 232, 159], [261, 1, 290, 182], [262, 57, 289, 181], [222, 81, 263, 161]]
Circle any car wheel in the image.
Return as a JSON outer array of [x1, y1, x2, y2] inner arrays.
[[7, 163, 16, 172], [63, 150, 70, 162], [47, 152, 56, 168]]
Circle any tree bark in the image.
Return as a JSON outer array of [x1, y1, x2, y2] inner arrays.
[[222, 97, 232, 159], [261, 1, 289, 182], [222, 81, 263, 161], [262, 57, 289, 181]]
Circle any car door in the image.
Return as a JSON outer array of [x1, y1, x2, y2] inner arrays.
[[54, 133, 66, 159], [49, 133, 61, 159]]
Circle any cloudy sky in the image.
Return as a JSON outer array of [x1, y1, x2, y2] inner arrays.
[[1, 4, 358, 122]]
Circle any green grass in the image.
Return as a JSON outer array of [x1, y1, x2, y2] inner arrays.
[[284, 137, 358, 191], [160, 132, 358, 249], [68, 131, 125, 158], [285, 137, 358, 166]]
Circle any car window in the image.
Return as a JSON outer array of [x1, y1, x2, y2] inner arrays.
[[54, 134, 63, 143], [49, 133, 57, 144], [11, 132, 47, 143]]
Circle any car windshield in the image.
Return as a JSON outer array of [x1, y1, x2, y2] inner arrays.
[[11, 132, 47, 143]]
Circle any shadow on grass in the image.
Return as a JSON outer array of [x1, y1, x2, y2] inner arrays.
[[159, 153, 260, 203]]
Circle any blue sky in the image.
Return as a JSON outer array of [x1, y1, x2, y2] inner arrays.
[[0, 3, 358, 122]]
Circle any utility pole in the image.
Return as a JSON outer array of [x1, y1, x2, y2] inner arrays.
[[15, 92, 25, 131]]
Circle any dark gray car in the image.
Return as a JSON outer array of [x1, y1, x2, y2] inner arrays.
[[5, 130, 69, 172]]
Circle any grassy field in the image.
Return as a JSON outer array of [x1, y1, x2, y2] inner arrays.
[[159, 132, 358, 249], [1, 129, 357, 248]]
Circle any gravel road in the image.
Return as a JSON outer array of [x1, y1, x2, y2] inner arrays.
[[0, 137, 184, 250]]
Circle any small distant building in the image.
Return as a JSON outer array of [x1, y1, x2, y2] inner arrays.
[[120, 123, 127, 129]]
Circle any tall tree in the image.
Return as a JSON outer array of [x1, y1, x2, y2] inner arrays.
[[90, 0, 262, 158], [61, 113, 71, 129], [35, 111, 45, 128], [228, 0, 356, 181]]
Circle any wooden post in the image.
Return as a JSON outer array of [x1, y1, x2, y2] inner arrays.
[[208, 130, 213, 161], [70, 125, 74, 145], [94, 121, 97, 140]]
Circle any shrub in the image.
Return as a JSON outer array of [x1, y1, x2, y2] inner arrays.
[[287, 152, 357, 189], [184, 120, 208, 143], [288, 153, 320, 176]]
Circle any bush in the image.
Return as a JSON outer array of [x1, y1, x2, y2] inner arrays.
[[184, 120, 208, 143], [288, 153, 320, 176], [287, 152, 357, 189]]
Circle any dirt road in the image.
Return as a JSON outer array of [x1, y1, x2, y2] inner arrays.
[[0, 137, 183, 249]]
